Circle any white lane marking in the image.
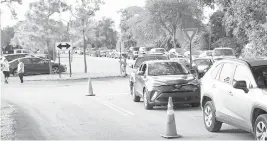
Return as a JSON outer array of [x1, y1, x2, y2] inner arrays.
[[106, 102, 135, 116], [102, 102, 129, 117], [93, 98, 135, 116], [105, 93, 128, 96]]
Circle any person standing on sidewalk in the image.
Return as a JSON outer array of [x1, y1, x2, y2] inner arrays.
[[121, 55, 127, 77], [17, 59, 24, 83], [1, 58, 10, 84]]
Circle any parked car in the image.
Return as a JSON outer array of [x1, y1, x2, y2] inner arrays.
[[131, 60, 200, 109], [9, 57, 67, 75], [201, 58, 267, 140], [149, 48, 168, 55], [127, 47, 140, 60], [199, 50, 213, 59], [193, 58, 213, 78], [169, 48, 186, 59], [2, 53, 32, 62], [170, 57, 199, 78], [100, 50, 107, 57], [212, 47, 236, 61], [138, 47, 154, 56]]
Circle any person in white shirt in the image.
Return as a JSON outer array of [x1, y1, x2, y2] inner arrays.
[[17, 59, 25, 83], [1, 58, 10, 84]]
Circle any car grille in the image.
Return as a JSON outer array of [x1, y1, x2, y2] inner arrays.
[[158, 84, 199, 92], [157, 97, 192, 102]]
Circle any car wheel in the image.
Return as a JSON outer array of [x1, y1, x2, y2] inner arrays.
[[191, 103, 200, 107], [254, 114, 267, 141], [132, 86, 140, 102], [203, 101, 222, 132], [52, 66, 59, 74], [143, 90, 153, 110]]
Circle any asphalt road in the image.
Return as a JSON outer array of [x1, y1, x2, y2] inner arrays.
[[2, 77, 254, 140]]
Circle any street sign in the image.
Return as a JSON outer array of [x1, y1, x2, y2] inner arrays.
[[55, 42, 72, 51], [183, 28, 198, 42], [182, 28, 198, 70], [55, 42, 73, 78]]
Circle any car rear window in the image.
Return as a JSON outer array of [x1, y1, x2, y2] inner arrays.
[[252, 65, 267, 88], [134, 56, 168, 68]]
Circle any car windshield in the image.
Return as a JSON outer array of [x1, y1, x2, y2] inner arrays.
[[194, 59, 211, 66], [213, 49, 234, 56], [148, 62, 189, 76], [252, 66, 267, 88], [134, 56, 168, 68]]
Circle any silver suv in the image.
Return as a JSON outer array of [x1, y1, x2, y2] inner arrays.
[[200, 58, 267, 140]]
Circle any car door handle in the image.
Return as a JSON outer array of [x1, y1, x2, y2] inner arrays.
[[212, 84, 216, 88], [228, 91, 233, 96]]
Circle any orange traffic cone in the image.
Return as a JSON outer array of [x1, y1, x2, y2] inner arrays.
[[161, 97, 181, 139], [86, 78, 95, 96]]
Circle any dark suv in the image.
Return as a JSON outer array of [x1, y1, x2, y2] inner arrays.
[[201, 58, 267, 140]]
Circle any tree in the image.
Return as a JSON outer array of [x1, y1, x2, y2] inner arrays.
[[94, 17, 118, 49], [71, 0, 103, 73], [1, 27, 14, 49], [1, 0, 22, 17], [146, 0, 203, 48], [210, 10, 225, 43], [224, 0, 267, 56], [10, 0, 69, 74]]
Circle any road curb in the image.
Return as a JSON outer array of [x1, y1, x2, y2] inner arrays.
[[24, 75, 129, 82]]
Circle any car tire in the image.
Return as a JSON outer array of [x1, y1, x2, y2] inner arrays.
[[52, 66, 59, 74], [143, 90, 153, 110], [132, 86, 140, 102], [191, 103, 200, 107], [203, 101, 222, 132], [254, 114, 267, 141]]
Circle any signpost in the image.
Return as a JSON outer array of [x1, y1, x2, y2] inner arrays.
[[56, 42, 72, 78], [183, 28, 198, 69]]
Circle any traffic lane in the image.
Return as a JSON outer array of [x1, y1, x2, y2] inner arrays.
[[82, 77, 254, 140], [2, 78, 254, 140], [2, 80, 163, 140]]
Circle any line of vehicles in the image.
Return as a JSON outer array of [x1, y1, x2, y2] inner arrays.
[[127, 47, 267, 140]]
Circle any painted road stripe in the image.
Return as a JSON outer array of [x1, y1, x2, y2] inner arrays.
[[103, 102, 129, 117], [106, 102, 135, 116], [93, 98, 135, 116]]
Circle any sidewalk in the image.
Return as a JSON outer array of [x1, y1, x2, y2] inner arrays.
[[8, 72, 126, 81]]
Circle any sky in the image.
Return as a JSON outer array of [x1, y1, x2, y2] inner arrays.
[[1, 0, 215, 30]]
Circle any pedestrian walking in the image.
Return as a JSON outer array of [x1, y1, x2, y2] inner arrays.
[[121, 55, 127, 77], [1, 58, 10, 84], [17, 59, 24, 83]]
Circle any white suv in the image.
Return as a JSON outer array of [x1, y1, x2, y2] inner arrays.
[[201, 58, 267, 140]]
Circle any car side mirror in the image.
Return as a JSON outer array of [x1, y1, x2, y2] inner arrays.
[[233, 81, 249, 93], [137, 71, 145, 75]]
